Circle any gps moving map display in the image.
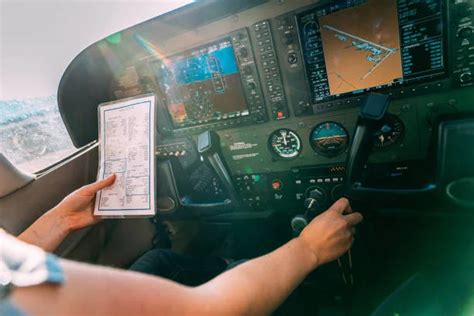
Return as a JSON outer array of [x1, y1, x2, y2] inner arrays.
[[154, 38, 249, 128], [297, 0, 446, 103]]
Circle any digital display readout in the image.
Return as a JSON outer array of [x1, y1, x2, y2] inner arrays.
[[153, 38, 249, 128], [297, 0, 446, 103]]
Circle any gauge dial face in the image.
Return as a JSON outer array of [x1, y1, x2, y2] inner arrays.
[[269, 129, 302, 159], [310, 122, 349, 157], [374, 114, 405, 149]]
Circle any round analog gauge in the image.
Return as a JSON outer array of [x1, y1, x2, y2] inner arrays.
[[269, 129, 302, 159], [374, 114, 405, 149], [310, 122, 349, 157]]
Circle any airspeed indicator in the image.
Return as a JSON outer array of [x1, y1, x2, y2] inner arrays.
[[269, 129, 302, 159]]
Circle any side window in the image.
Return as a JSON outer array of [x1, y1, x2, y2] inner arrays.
[[0, 96, 76, 173], [0, 0, 193, 173]]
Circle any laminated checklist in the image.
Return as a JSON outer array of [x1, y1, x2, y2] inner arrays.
[[94, 94, 156, 217]]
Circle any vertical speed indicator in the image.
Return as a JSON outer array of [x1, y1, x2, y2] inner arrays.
[[269, 129, 302, 159]]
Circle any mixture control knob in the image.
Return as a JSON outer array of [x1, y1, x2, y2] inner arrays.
[[460, 71, 472, 83], [331, 184, 345, 201]]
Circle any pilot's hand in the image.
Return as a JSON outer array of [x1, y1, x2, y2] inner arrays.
[[298, 198, 362, 267], [50, 175, 116, 232]]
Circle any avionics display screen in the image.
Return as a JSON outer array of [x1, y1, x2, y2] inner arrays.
[[297, 0, 446, 103], [153, 38, 249, 129]]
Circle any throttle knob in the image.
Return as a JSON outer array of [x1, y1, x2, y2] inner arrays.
[[306, 187, 326, 205]]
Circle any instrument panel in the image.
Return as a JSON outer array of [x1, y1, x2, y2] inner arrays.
[[145, 0, 467, 138], [108, 0, 474, 213]]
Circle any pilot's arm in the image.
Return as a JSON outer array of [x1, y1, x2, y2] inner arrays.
[[10, 198, 362, 316], [17, 175, 116, 252]]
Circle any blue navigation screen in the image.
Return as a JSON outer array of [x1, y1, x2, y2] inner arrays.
[[154, 38, 249, 128]]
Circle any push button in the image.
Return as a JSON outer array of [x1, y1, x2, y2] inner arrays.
[[271, 179, 282, 190]]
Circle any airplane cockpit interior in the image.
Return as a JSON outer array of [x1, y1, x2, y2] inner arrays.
[[2, 0, 474, 314]]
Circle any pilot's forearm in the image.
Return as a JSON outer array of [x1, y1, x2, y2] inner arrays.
[[17, 208, 70, 252], [12, 237, 319, 316], [12, 259, 197, 316], [194, 237, 319, 315]]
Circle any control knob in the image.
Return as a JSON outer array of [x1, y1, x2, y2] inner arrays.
[[305, 186, 326, 204], [460, 71, 472, 84], [290, 215, 308, 235], [287, 53, 298, 65], [331, 184, 345, 201], [291, 187, 326, 235]]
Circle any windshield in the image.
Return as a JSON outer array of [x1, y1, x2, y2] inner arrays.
[[0, 0, 193, 173]]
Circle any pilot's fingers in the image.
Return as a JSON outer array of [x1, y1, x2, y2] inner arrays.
[[330, 198, 350, 214], [82, 174, 116, 195], [345, 212, 363, 226], [343, 201, 354, 214]]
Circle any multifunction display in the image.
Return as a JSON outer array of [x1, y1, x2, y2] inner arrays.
[[297, 0, 446, 103], [153, 38, 250, 128]]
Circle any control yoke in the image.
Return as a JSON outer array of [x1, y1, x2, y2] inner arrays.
[[197, 130, 241, 208], [345, 93, 390, 193], [344, 93, 436, 201]]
